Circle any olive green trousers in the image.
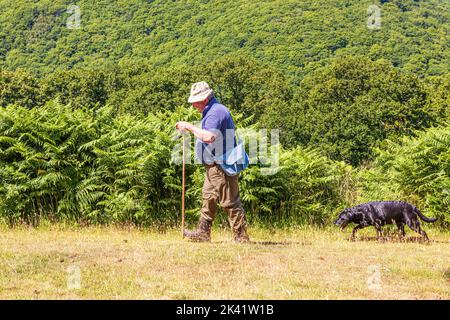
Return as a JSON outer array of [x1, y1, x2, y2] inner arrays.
[[201, 164, 248, 232]]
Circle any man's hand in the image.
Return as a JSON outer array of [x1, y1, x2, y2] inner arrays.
[[176, 121, 217, 143], [176, 121, 192, 133]]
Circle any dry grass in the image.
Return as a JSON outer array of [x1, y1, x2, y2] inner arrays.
[[0, 224, 448, 300]]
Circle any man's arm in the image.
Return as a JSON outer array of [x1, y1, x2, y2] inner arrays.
[[176, 121, 217, 144]]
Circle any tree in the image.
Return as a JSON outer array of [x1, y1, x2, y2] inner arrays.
[[41, 64, 124, 111], [201, 53, 292, 123], [423, 73, 450, 122], [0, 69, 42, 108], [264, 56, 434, 166]]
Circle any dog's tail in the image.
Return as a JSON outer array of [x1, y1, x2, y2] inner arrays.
[[414, 207, 437, 223]]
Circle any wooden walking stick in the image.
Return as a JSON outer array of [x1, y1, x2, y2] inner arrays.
[[181, 134, 186, 238]]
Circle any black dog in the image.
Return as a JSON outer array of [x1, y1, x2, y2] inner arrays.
[[334, 201, 437, 241]]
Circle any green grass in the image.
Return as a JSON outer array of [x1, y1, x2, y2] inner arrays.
[[0, 224, 448, 299]]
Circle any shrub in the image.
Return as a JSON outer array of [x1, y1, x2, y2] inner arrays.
[[359, 123, 450, 227], [0, 100, 353, 226], [0, 101, 199, 225]]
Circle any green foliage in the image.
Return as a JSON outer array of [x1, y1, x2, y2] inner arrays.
[[0, 69, 43, 108], [41, 65, 123, 111], [264, 56, 435, 166], [0, 0, 449, 79], [39, 54, 292, 121], [108, 65, 194, 115], [41, 62, 196, 115], [32, 54, 448, 169], [0, 101, 353, 226], [0, 101, 198, 225], [0, 101, 99, 224], [239, 146, 352, 226], [0, 0, 448, 228], [360, 123, 450, 227], [423, 73, 450, 122], [202, 53, 292, 122]]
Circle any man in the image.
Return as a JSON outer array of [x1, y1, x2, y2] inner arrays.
[[175, 81, 250, 243]]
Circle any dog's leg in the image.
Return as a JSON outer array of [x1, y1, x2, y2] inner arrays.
[[375, 226, 383, 241], [396, 223, 405, 240], [406, 219, 429, 242], [351, 225, 363, 241], [420, 229, 430, 242]]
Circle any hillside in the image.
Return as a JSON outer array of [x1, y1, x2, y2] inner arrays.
[[0, 0, 449, 80], [0, 0, 449, 227]]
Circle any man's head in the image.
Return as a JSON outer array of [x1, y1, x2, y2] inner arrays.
[[188, 81, 214, 112]]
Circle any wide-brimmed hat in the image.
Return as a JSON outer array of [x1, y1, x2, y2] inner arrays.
[[188, 81, 213, 103]]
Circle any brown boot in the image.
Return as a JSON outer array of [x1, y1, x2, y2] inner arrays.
[[183, 217, 212, 242], [233, 225, 250, 243]]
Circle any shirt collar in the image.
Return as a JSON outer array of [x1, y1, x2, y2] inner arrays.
[[202, 97, 217, 118]]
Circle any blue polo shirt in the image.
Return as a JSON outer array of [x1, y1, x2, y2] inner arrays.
[[195, 97, 237, 165]]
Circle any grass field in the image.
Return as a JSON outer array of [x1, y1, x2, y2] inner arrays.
[[0, 224, 448, 300]]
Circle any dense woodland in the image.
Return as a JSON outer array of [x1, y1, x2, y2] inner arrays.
[[0, 0, 448, 227]]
